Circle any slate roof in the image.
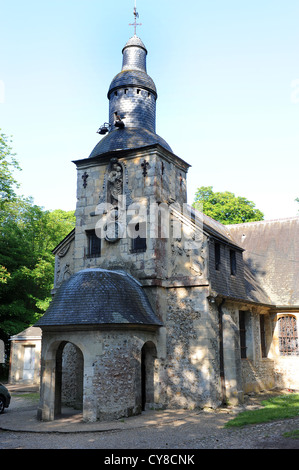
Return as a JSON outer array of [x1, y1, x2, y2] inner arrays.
[[122, 36, 147, 52], [89, 127, 173, 158], [52, 228, 75, 255], [190, 206, 242, 249], [35, 269, 163, 328], [228, 217, 299, 307], [189, 207, 276, 306], [108, 70, 157, 98]]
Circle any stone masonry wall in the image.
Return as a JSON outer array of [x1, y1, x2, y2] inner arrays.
[[160, 286, 221, 409], [74, 147, 189, 280], [38, 328, 159, 422], [91, 331, 142, 420]]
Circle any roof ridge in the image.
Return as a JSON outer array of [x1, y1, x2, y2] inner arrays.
[[228, 216, 299, 228]]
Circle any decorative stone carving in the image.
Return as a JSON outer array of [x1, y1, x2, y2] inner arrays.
[[107, 158, 123, 205], [97, 158, 133, 209], [104, 221, 124, 243], [82, 171, 89, 188], [141, 160, 149, 177], [58, 242, 71, 258]]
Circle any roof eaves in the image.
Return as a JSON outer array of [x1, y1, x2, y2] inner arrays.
[[52, 228, 75, 255]]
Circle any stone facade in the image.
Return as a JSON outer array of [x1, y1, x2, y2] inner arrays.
[[35, 32, 299, 423]]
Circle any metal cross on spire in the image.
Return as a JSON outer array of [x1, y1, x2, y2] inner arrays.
[[129, 0, 142, 36]]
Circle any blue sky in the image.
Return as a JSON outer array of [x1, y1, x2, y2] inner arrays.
[[1, 0, 299, 220]]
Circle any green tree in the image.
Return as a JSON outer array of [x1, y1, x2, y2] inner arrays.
[[193, 186, 264, 225], [0, 132, 75, 379], [0, 198, 75, 339], [0, 130, 21, 290], [0, 130, 21, 209], [0, 266, 10, 284]]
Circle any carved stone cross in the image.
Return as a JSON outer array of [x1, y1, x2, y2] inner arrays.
[[82, 171, 89, 188], [141, 160, 149, 177]]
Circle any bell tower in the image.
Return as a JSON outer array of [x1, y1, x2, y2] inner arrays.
[[107, 36, 157, 134], [73, 9, 191, 278], [36, 5, 212, 426]]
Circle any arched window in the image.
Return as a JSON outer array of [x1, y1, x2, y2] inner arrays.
[[278, 316, 299, 356]]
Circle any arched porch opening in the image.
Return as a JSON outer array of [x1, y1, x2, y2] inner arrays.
[[54, 341, 84, 418], [141, 341, 157, 411]]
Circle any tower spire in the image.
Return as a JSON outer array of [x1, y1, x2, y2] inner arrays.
[[129, 1, 142, 36]]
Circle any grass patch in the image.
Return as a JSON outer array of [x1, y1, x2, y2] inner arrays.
[[283, 429, 299, 439], [225, 394, 299, 428], [13, 392, 40, 401]]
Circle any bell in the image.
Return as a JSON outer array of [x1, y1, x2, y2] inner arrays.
[[99, 127, 108, 135], [115, 120, 125, 129], [97, 122, 111, 135], [97, 126, 109, 135]]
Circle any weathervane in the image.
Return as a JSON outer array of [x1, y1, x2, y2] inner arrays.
[[129, 0, 142, 35]]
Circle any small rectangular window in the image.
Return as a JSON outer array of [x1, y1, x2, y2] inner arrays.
[[86, 230, 101, 258], [239, 312, 247, 358], [131, 222, 147, 253], [230, 249, 237, 276], [215, 243, 221, 270]]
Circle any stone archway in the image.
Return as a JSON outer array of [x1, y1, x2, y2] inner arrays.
[[141, 341, 157, 411], [54, 341, 84, 418]]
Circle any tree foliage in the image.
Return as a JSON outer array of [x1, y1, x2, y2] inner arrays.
[[0, 130, 20, 209], [0, 132, 75, 342], [193, 186, 264, 225], [0, 198, 75, 339]]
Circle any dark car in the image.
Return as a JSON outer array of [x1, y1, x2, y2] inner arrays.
[[0, 383, 11, 413]]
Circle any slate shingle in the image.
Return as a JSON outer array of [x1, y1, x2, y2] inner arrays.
[[89, 127, 172, 158], [228, 217, 299, 306], [36, 269, 163, 327]]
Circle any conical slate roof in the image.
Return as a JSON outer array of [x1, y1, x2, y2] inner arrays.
[[36, 269, 163, 328], [89, 35, 172, 158], [122, 35, 147, 52], [108, 35, 156, 97], [108, 70, 157, 98], [89, 127, 172, 158]]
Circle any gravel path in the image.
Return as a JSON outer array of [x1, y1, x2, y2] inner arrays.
[[1, 389, 299, 449]]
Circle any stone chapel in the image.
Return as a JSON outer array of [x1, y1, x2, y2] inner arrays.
[[35, 30, 299, 422]]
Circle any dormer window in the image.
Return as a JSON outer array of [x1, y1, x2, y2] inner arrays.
[[230, 249, 237, 276], [215, 243, 221, 271]]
